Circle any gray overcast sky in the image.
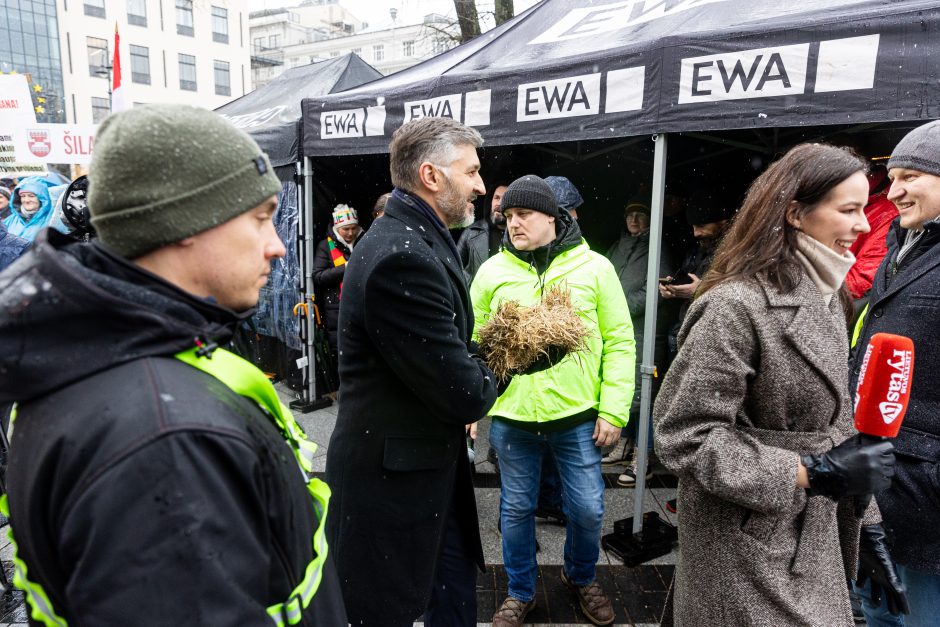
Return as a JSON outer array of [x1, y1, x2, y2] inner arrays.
[[248, 0, 542, 32]]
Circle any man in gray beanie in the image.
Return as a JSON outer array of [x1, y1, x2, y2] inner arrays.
[[850, 120, 940, 626], [0, 104, 347, 625]]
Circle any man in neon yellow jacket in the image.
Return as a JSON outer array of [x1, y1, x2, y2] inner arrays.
[[472, 175, 636, 627]]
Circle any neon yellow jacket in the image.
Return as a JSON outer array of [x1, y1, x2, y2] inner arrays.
[[471, 239, 636, 428]]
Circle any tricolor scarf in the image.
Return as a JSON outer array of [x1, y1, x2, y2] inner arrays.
[[327, 236, 347, 296]]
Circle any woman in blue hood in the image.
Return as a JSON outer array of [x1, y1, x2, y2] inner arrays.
[[3, 177, 65, 242]]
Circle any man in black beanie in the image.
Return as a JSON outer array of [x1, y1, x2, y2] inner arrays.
[[851, 120, 940, 627], [0, 104, 347, 625], [473, 174, 635, 627]]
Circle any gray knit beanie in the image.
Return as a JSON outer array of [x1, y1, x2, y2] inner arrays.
[[887, 120, 940, 177], [89, 104, 282, 258], [500, 175, 561, 218]]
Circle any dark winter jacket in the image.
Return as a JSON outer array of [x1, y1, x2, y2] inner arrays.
[[0, 230, 346, 626], [849, 217, 940, 575], [0, 222, 30, 271], [606, 229, 674, 348], [456, 217, 502, 282], [325, 192, 497, 625], [312, 232, 355, 349]]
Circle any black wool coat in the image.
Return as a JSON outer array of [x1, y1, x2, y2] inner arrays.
[[849, 218, 940, 575], [312, 233, 352, 350], [324, 194, 498, 625]]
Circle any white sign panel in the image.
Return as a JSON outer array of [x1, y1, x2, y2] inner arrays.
[[0, 75, 47, 175], [678, 43, 810, 104], [606, 67, 646, 113], [517, 73, 601, 121], [12, 123, 98, 164], [404, 94, 463, 123], [320, 106, 386, 139], [814, 34, 880, 93]]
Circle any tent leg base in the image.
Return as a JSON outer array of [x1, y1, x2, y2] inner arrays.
[[602, 512, 678, 567], [290, 396, 333, 413]]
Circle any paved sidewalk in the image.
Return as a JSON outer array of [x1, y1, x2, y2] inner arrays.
[[0, 384, 678, 625]]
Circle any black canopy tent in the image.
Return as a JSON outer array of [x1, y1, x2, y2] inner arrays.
[[217, 52, 382, 167], [216, 54, 382, 410], [299, 0, 940, 546]]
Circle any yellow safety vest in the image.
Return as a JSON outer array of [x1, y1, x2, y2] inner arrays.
[[1, 347, 330, 627]]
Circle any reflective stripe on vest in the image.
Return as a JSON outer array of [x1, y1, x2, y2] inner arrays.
[[1, 348, 330, 627], [0, 495, 67, 626], [174, 347, 330, 626], [851, 303, 869, 348]]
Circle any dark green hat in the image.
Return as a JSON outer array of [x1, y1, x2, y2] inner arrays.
[[88, 104, 281, 258]]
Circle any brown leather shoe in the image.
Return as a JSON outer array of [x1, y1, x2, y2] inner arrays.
[[492, 596, 535, 627], [561, 570, 616, 626]]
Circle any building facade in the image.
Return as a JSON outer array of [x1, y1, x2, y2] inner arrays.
[[1, 0, 253, 127], [250, 10, 457, 88]]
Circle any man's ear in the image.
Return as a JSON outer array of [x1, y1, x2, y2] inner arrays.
[[418, 162, 442, 193], [785, 201, 802, 230]]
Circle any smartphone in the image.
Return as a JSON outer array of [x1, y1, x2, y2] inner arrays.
[[658, 277, 673, 285]]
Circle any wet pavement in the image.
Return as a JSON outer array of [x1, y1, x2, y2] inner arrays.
[[0, 384, 678, 625]]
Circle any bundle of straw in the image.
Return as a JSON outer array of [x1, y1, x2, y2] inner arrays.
[[477, 285, 588, 380]]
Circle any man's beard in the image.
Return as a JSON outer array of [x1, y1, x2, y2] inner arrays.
[[438, 175, 475, 229], [491, 211, 506, 229]]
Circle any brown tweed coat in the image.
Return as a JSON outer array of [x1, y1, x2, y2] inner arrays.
[[653, 273, 878, 627]]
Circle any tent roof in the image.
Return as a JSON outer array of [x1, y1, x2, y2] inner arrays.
[[302, 0, 940, 156], [217, 53, 382, 165]]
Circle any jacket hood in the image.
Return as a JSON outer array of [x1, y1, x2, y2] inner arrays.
[[0, 229, 245, 403], [10, 178, 53, 222], [504, 210, 583, 274]]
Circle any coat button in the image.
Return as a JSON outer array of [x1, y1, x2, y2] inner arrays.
[[872, 308, 883, 318]]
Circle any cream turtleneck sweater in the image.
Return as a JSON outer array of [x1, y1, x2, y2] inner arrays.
[[793, 231, 856, 306]]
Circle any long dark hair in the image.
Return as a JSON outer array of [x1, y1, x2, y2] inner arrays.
[[699, 143, 867, 320]]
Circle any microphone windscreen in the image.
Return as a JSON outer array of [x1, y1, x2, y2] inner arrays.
[[854, 333, 914, 438]]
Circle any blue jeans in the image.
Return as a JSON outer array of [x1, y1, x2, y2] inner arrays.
[[490, 418, 604, 602], [855, 564, 940, 627]]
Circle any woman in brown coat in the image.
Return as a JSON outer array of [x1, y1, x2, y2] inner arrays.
[[653, 144, 905, 626]]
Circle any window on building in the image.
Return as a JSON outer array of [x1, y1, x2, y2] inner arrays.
[[402, 40, 414, 57], [351, 47, 362, 56], [211, 6, 229, 44], [87, 37, 109, 77], [127, 0, 147, 26], [91, 97, 110, 122], [268, 34, 280, 48], [178, 53, 197, 91], [253, 37, 264, 50], [176, 0, 194, 36], [373, 44, 384, 62], [214, 60, 230, 96], [330, 51, 340, 58], [130, 45, 150, 84], [432, 38, 451, 55], [84, 0, 106, 18]]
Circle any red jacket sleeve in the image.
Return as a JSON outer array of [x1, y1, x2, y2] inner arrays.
[[847, 196, 898, 300]]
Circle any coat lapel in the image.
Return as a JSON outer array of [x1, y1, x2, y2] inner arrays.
[[384, 200, 473, 331], [871, 240, 940, 307], [759, 275, 847, 421]]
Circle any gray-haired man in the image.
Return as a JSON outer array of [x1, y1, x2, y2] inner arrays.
[[325, 117, 499, 626]]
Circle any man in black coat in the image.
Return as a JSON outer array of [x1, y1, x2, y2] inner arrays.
[[325, 117, 498, 626], [850, 120, 940, 626]]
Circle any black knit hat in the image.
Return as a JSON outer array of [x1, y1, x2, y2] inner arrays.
[[500, 175, 561, 218], [685, 193, 732, 225], [887, 120, 940, 177]]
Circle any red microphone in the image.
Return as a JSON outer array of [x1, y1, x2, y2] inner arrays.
[[852, 333, 914, 515], [854, 333, 914, 437]]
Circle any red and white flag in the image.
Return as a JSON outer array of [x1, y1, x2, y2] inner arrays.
[[111, 22, 127, 112]]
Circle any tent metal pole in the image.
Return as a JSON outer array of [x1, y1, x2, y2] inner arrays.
[[632, 133, 667, 535], [303, 157, 317, 405]]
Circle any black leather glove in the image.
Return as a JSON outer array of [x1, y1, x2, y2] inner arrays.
[[856, 524, 910, 615], [800, 435, 895, 501], [521, 345, 568, 376]]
